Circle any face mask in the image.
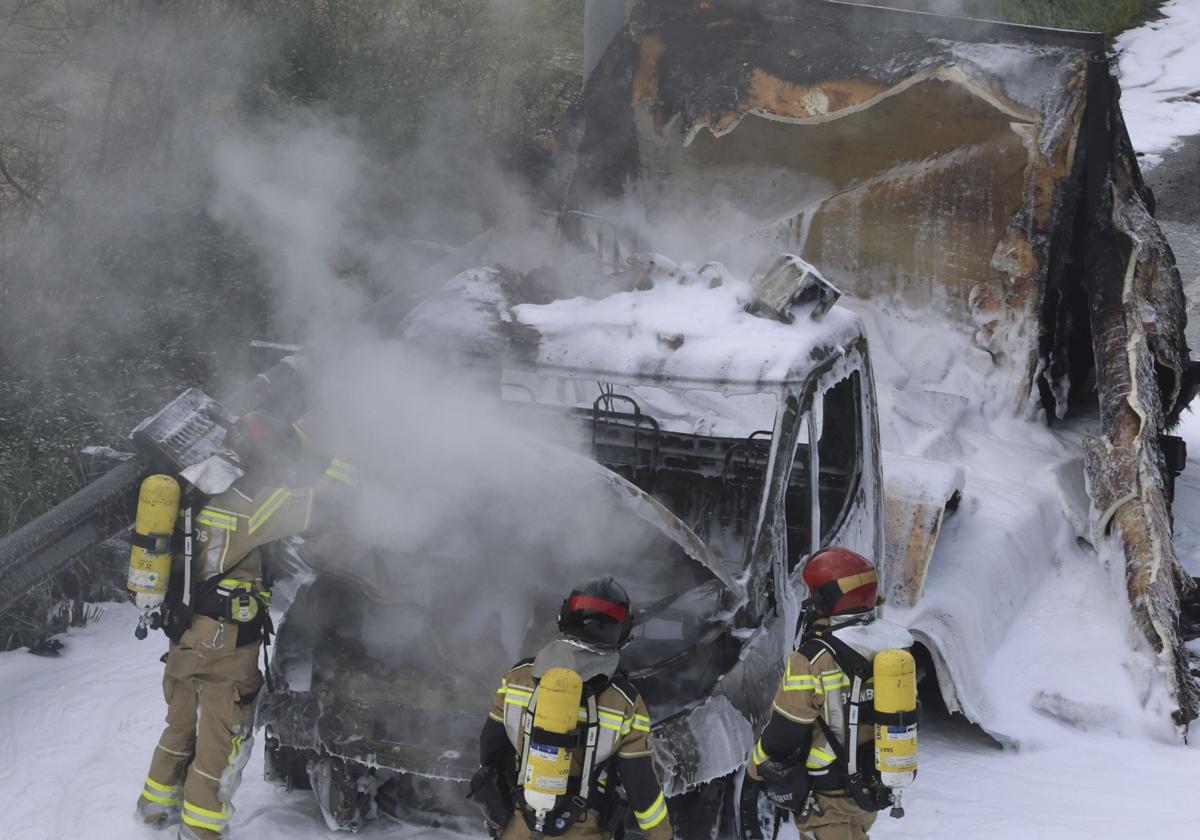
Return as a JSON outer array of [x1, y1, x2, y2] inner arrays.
[[828, 611, 875, 629], [532, 636, 620, 682]]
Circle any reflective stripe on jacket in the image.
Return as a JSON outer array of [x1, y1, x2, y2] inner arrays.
[[488, 661, 672, 837], [191, 459, 356, 584], [752, 644, 872, 778]]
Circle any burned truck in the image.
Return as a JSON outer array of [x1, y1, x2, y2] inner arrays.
[[1, 0, 1196, 834], [255, 254, 886, 834], [562, 0, 1199, 726]]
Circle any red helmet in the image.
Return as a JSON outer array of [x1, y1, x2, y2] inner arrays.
[[226, 410, 300, 471], [801, 547, 878, 617]]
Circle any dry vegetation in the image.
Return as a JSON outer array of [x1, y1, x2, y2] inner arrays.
[[0, 0, 582, 646]]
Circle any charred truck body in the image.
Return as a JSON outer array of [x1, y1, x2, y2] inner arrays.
[[566, 0, 1198, 726], [0, 1, 1196, 837], [258, 255, 882, 835]]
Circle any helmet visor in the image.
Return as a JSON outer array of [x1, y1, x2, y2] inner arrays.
[[560, 594, 629, 650], [567, 594, 628, 622]]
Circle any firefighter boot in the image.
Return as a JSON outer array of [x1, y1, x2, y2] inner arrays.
[[178, 823, 216, 840], [136, 798, 181, 831]]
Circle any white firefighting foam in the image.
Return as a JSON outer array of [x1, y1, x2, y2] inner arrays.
[[1116, 0, 1200, 169], [2, 270, 1198, 840], [512, 260, 863, 388], [849, 296, 1182, 745], [5, 8, 1200, 838], [514, 257, 1187, 746]]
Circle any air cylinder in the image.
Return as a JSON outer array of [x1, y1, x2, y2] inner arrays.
[[524, 667, 583, 816], [873, 648, 918, 793], [126, 474, 180, 610]]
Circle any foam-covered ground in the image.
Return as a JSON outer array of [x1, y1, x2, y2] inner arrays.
[[3, 330, 1198, 840], [5, 7, 1200, 839], [1, 596, 1197, 840]]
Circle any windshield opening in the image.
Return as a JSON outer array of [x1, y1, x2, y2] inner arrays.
[[784, 367, 865, 572], [498, 370, 782, 574], [816, 368, 864, 543]]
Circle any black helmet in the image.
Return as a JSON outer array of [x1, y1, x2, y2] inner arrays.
[[226, 411, 300, 472], [558, 577, 634, 651]]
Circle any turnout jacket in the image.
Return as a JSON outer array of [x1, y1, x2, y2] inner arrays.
[[190, 458, 357, 588], [481, 659, 673, 840], [748, 629, 874, 788]]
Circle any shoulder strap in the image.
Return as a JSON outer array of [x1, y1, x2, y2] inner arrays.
[[811, 669, 867, 777], [820, 633, 873, 680], [804, 634, 869, 777], [182, 504, 194, 607], [814, 714, 850, 770], [798, 636, 832, 662], [517, 685, 539, 791], [578, 691, 599, 801], [608, 672, 638, 705]]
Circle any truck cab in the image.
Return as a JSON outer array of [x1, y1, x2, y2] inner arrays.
[[258, 254, 884, 834]]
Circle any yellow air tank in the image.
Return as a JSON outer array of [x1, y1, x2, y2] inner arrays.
[[126, 474, 181, 612], [873, 648, 917, 817], [523, 667, 583, 821]]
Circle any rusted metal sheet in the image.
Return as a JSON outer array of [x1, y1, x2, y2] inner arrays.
[[882, 454, 963, 610], [1081, 70, 1198, 727], [565, 1, 1198, 725], [570, 5, 1099, 411]]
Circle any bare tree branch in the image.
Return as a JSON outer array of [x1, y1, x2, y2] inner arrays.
[[0, 148, 40, 205]]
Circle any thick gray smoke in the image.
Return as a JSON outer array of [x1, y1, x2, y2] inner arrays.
[[206, 110, 706, 678], [192, 13, 730, 682], [0, 0, 595, 646]]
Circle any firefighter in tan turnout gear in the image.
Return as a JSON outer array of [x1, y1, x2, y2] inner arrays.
[[471, 577, 673, 840], [135, 411, 355, 839], [747, 548, 905, 840]]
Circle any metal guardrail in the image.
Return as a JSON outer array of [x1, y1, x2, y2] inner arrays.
[[0, 357, 307, 617], [0, 458, 146, 615]]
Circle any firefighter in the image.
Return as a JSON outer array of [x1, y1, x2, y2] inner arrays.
[[135, 411, 356, 839], [746, 547, 889, 840], [472, 577, 673, 840]]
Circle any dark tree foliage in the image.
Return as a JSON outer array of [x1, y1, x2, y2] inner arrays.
[[0, 0, 583, 647]]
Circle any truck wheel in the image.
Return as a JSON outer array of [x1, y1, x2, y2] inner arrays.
[[668, 775, 729, 840], [727, 767, 784, 840], [262, 729, 313, 791], [308, 756, 378, 832], [670, 768, 784, 840]]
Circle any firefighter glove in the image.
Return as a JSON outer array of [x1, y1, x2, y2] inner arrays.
[[756, 759, 810, 813]]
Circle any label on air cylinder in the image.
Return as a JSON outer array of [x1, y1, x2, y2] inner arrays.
[[525, 744, 570, 793], [127, 568, 161, 593], [876, 722, 918, 772], [531, 773, 569, 793]]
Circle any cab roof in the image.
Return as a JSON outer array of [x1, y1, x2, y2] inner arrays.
[[402, 256, 867, 393]]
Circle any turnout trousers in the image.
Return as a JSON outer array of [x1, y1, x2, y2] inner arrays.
[[794, 793, 877, 840], [499, 811, 608, 840], [136, 616, 263, 839]]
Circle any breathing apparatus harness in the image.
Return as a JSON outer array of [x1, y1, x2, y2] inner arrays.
[[759, 602, 893, 817], [150, 492, 275, 688], [510, 671, 634, 838], [802, 632, 893, 814]]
